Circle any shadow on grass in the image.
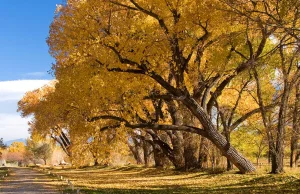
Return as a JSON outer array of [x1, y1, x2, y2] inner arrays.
[[57, 166, 300, 194], [63, 184, 300, 194], [62, 172, 300, 194], [0, 167, 9, 177]]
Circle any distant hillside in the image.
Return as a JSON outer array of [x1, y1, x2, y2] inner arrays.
[[5, 138, 26, 146]]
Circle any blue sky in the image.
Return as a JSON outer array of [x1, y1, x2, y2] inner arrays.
[[0, 1, 63, 80], [0, 1, 62, 141]]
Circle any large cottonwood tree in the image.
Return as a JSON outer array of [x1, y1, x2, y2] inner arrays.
[[48, 0, 284, 173]]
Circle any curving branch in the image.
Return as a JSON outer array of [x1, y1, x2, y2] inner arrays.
[[129, 0, 169, 34], [89, 115, 207, 137], [229, 102, 278, 131]]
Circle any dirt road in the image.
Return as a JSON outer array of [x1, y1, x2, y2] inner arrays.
[[0, 168, 63, 194]]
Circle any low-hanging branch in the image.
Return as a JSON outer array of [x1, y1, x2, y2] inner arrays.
[[88, 115, 208, 137]]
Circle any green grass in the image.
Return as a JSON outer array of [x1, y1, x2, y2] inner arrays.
[[43, 165, 300, 194]]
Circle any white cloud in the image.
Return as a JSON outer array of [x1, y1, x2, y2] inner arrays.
[[24, 72, 47, 77], [0, 80, 50, 102], [0, 80, 52, 141], [0, 113, 31, 141]]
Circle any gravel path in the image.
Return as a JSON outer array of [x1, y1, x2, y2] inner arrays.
[[0, 168, 62, 194]]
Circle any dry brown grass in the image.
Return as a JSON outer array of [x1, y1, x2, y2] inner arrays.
[[39, 165, 300, 194]]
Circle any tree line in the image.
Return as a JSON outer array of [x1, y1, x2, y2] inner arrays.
[[18, 0, 300, 173]]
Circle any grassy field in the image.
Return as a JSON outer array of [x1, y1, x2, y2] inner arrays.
[[0, 167, 8, 178], [43, 165, 300, 194]]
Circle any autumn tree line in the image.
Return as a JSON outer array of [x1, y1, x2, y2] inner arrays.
[[0, 138, 61, 166], [17, 0, 299, 174]]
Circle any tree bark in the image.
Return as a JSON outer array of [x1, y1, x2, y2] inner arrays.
[[224, 131, 233, 171], [198, 136, 209, 169], [271, 151, 284, 174], [182, 108, 200, 170], [182, 97, 256, 173], [166, 101, 185, 170], [128, 137, 144, 165], [290, 81, 300, 167], [183, 132, 199, 170], [142, 139, 152, 167], [170, 131, 185, 170], [152, 143, 168, 168], [271, 75, 290, 173]]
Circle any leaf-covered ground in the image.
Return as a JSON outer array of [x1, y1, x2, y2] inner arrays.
[[44, 166, 300, 194]]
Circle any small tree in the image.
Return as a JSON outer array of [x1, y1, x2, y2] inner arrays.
[[26, 139, 53, 165], [33, 143, 53, 165]]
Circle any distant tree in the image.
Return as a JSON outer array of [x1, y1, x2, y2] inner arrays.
[[9, 142, 26, 153], [0, 138, 7, 149], [26, 138, 53, 165], [6, 142, 26, 163], [33, 143, 53, 165]]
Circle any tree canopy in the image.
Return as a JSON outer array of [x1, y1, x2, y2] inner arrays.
[[18, 0, 300, 174]]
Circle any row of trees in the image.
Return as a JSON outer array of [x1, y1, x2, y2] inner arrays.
[[18, 0, 299, 173], [0, 138, 55, 166]]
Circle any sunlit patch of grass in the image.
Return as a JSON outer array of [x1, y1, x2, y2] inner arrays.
[[45, 165, 300, 194]]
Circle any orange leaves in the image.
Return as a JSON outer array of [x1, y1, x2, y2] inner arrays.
[[17, 82, 56, 117]]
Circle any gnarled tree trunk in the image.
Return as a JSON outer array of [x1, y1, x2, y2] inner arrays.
[[183, 97, 256, 173]]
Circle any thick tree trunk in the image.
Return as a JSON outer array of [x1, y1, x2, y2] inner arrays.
[[271, 79, 290, 173], [128, 138, 144, 165], [271, 151, 284, 174], [166, 101, 185, 170], [147, 132, 170, 168], [183, 132, 199, 170], [198, 137, 209, 169], [142, 140, 152, 167], [152, 144, 168, 168], [268, 144, 271, 164], [224, 132, 233, 171], [290, 141, 297, 168], [146, 129, 182, 169], [181, 106, 200, 170], [226, 158, 233, 171], [170, 131, 185, 170], [183, 97, 256, 173]]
